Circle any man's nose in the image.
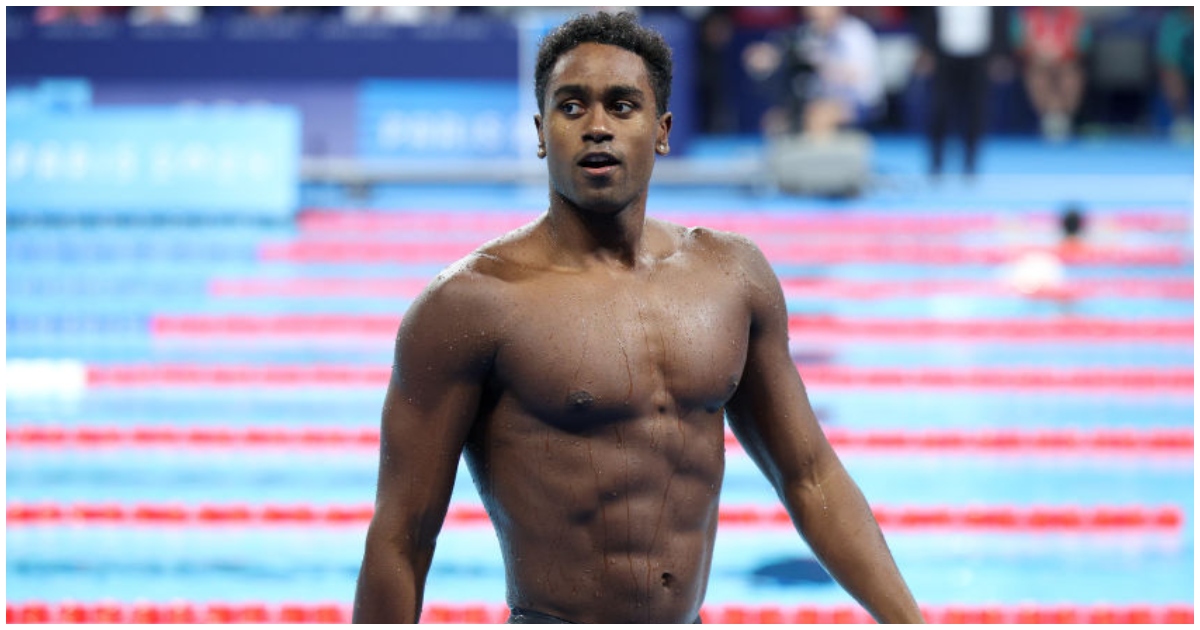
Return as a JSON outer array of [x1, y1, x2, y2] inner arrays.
[[582, 109, 614, 144]]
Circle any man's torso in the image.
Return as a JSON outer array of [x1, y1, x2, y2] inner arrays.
[[457, 218, 754, 622]]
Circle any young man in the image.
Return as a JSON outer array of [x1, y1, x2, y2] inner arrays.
[[353, 11, 923, 624]]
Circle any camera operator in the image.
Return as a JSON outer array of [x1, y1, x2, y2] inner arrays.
[[744, 7, 883, 139]]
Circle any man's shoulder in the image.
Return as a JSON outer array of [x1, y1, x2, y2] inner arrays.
[[667, 220, 766, 264], [401, 239, 529, 348], [668, 221, 781, 299], [416, 222, 543, 306]]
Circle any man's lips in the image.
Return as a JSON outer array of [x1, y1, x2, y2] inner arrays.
[[581, 164, 617, 177], [577, 152, 620, 176]]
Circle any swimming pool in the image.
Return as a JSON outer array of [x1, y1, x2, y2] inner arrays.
[[6, 138, 1193, 623]]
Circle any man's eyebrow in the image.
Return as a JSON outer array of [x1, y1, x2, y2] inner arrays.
[[551, 84, 647, 101], [551, 84, 587, 100], [605, 85, 646, 101]]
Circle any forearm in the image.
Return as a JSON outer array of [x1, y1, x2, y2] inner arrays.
[[352, 528, 433, 623], [786, 462, 923, 623]]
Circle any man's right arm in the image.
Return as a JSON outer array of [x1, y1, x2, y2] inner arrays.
[[352, 270, 497, 623]]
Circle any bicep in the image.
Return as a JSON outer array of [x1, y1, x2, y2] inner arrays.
[[371, 282, 495, 543], [724, 240, 833, 490]]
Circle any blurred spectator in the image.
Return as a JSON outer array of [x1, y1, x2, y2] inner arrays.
[[244, 6, 287, 20], [914, 7, 1011, 179], [744, 6, 883, 139], [1156, 7, 1193, 142], [128, 6, 202, 27], [34, 6, 123, 25], [240, 6, 331, 20], [687, 7, 738, 134], [848, 6, 911, 33], [343, 6, 456, 26], [1011, 6, 1091, 142], [730, 6, 800, 31]]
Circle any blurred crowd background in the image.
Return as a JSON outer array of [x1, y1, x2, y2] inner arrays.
[[6, 7, 1194, 621], [10, 5, 1193, 169]]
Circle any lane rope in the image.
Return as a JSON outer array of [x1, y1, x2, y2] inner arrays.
[[5, 502, 1184, 532], [7, 426, 1191, 455], [206, 276, 1194, 300], [6, 601, 1193, 624], [148, 314, 1195, 342], [258, 240, 1189, 266], [296, 208, 1192, 234], [82, 364, 1195, 392]]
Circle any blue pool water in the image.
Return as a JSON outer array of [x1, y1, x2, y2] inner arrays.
[[6, 137, 1194, 615]]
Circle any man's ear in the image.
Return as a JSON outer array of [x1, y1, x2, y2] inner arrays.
[[534, 113, 546, 158], [656, 112, 673, 156]]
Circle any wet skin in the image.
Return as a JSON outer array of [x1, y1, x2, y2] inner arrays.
[[460, 220, 748, 622], [353, 43, 922, 624]]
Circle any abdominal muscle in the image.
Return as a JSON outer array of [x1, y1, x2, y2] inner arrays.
[[463, 407, 727, 623]]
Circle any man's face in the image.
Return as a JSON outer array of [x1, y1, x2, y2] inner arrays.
[[536, 42, 672, 214]]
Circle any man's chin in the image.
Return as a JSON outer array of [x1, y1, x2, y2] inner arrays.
[[577, 195, 635, 215], [556, 189, 634, 215]]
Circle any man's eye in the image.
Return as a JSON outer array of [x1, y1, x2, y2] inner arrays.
[[612, 102, 635, 114], [560, 102, 583, 115]]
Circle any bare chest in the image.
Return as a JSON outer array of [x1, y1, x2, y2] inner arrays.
[[492, 265, 750, 427]]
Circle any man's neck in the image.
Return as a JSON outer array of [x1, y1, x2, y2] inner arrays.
[[545, 196, 649, 269]]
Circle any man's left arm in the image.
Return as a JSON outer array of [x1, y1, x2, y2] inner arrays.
[[724, 237, 924, 623]]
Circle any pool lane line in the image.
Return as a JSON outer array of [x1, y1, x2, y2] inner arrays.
[[7, 426, 1191, 456], [9, 361, 1191, 395], [5, 502, 1184, 533], [5, 601, 1194, 624], [258, 240, 1190, 266], [296, 208, 1192, 234], [78, 364, 1194, 392], [204, 276, 1194, 300], [146, 314, 1194, 343]]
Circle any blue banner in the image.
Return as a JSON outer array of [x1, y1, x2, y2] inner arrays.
[[6, 106, 300, 218]]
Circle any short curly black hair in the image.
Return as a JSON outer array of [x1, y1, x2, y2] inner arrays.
[[534, 11, 673, 117]]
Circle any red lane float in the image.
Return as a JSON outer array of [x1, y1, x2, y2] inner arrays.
[[259, 240, 1189, 266], [85, 365, 392, 387], [5, 601, 1194, 624], [7, 426, 1191, 455], [84, 364, 1194, 392], [5, 601, 350, 624], [787, 315, 1194, 342], [5, 502, 1184, 532], [205, 277, 1195, 301], [209, 277, 431, 298], [820, 427, 1194, 453], [796, 366, 1193, 391], [151, 315, 401, 337], [296, 208, 1192, 235], [296, 210, 1001, 235], [151, 314, 1194, 343]]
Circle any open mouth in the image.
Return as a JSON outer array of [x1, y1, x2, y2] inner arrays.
[[578, 153, 620, 176]]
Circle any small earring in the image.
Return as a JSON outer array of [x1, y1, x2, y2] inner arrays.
[[537, 146, 546, 158], [657, 143, 668, 153]]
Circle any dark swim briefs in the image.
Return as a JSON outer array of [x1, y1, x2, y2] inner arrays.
[[507, 607, 702, 624]]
